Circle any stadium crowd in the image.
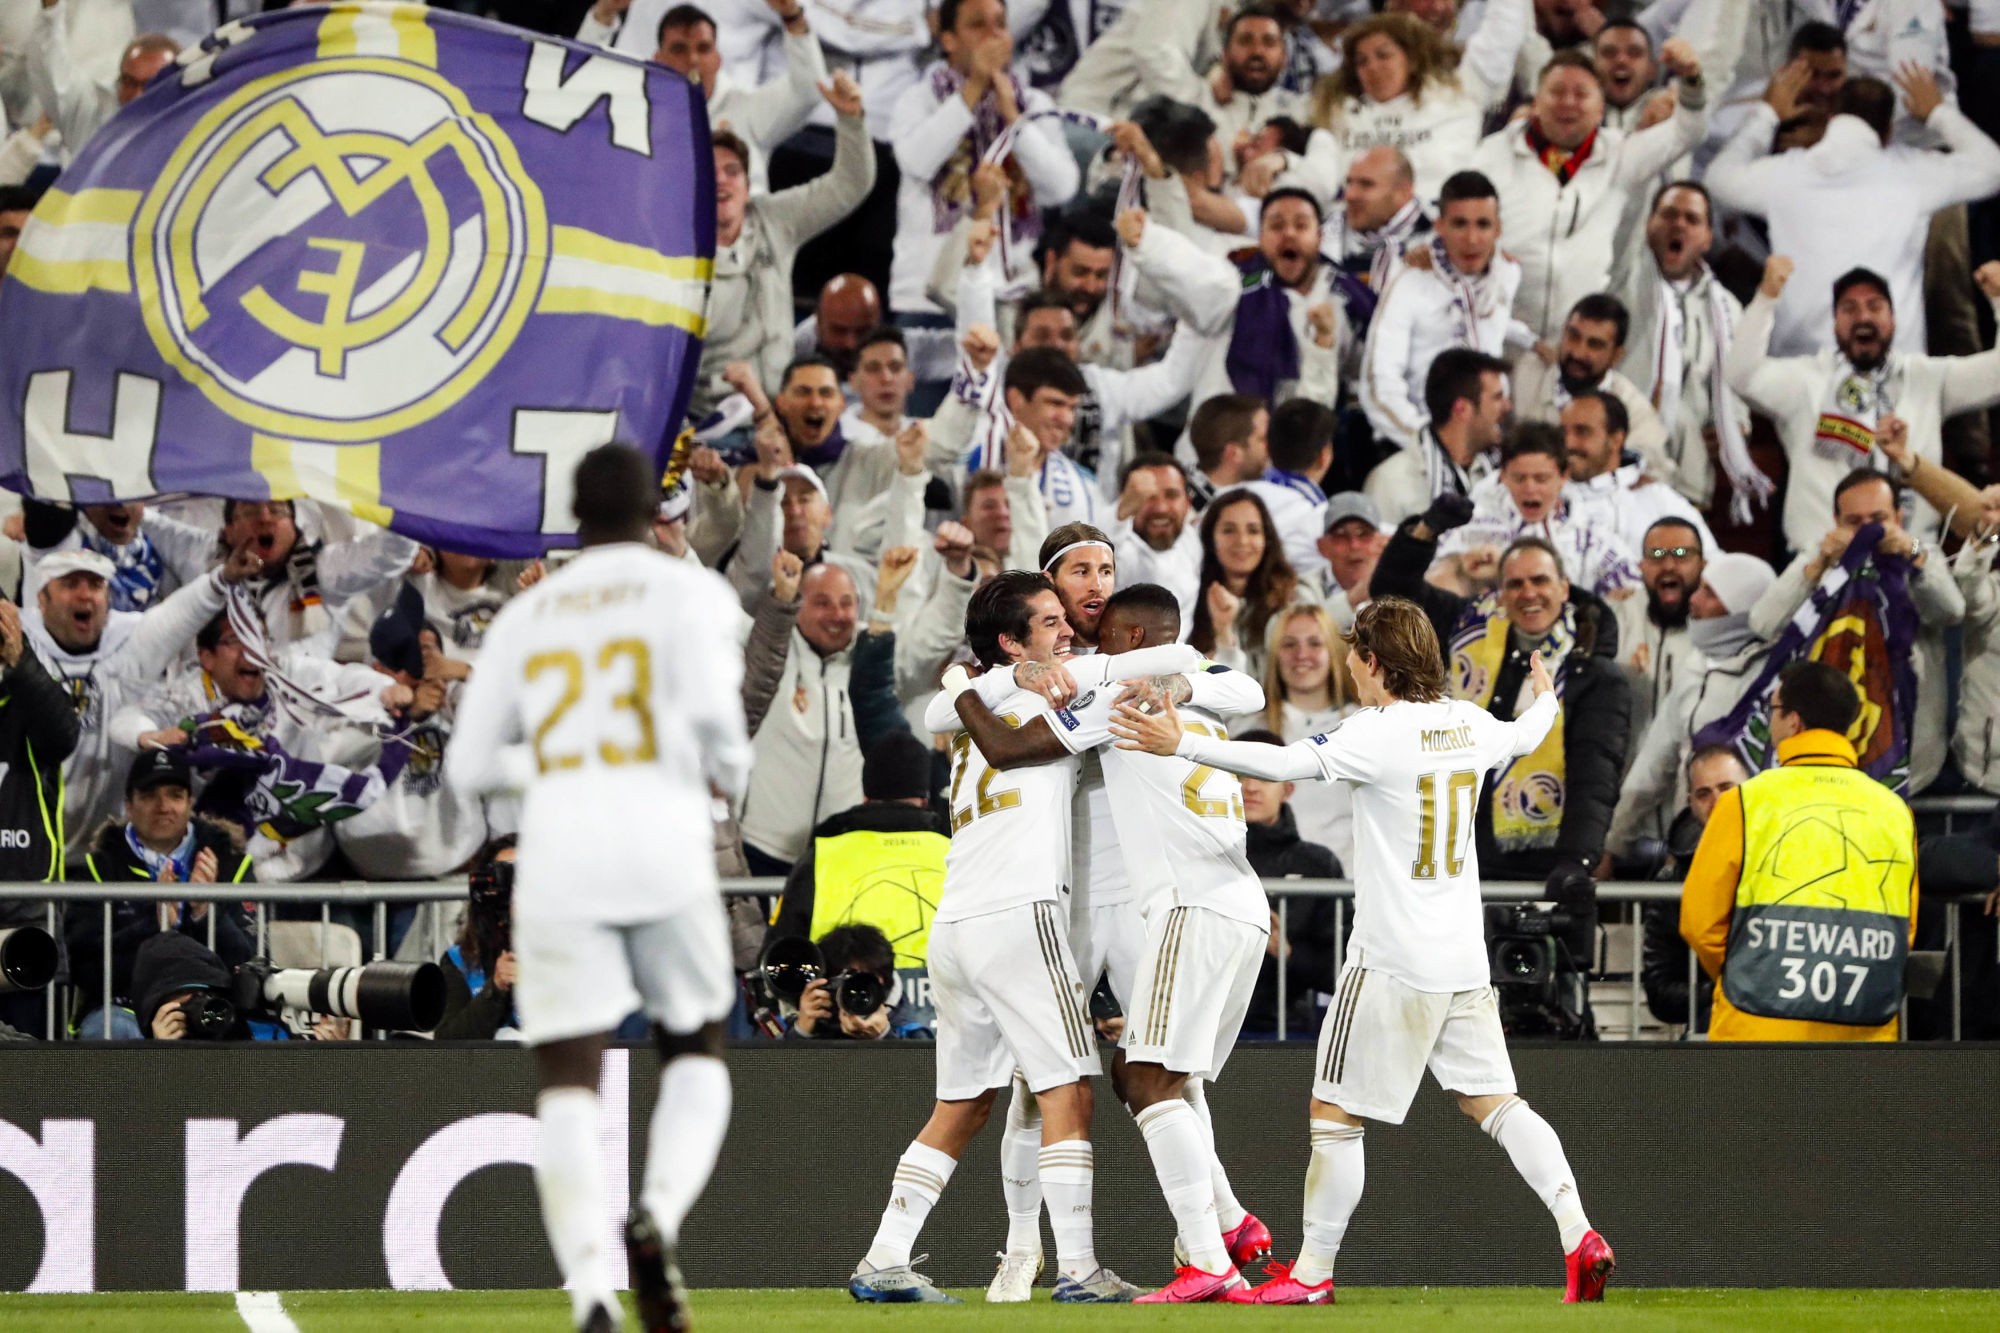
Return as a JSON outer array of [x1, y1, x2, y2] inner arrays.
[[4, 0, 2000, 1044]]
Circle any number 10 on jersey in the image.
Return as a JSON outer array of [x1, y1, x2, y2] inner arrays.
[[1413, 770, 1477, 879]]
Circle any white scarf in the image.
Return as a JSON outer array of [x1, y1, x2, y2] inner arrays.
[[1336, 197, 1428, 294], [1813, 356, 1896, 470], [1422, 428, 1490, 503], [1650, 265, 1770, 523], [1429, 235, 1502, 351]]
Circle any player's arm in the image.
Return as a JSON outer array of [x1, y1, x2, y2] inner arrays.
[[1500, 657, 1561, 757], [441, 621, 532, 797], [954, 691, 1070, 768], [1110, 697, 1326, 781]]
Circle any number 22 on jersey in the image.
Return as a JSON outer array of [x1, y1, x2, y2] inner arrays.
[[1413, 769, 1476, 878], [523, 640, 658, 773], [948, 716, 1021, 831]]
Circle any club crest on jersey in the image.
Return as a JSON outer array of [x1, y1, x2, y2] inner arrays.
[[1052, 688, 1094, 730]]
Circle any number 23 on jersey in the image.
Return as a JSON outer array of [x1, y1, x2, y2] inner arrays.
[[523, 639, 658, 773]]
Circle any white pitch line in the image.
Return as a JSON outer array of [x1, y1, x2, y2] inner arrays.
[[234, 1291, 302, 1333]]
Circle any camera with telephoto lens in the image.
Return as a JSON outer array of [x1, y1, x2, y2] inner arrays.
[[1486, 903, 1590, 1040], [757, 936, 888, 1018], [229, 958, 448, 1032], [0, 927, 58, 994]]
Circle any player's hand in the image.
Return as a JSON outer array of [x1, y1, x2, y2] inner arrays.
[[1109, 695, 1184, 755], [1014, 656, 1079, 707], [934, 521, 976, 579], [1094, 1014, 1125, 1043], [188, 848, 218, 885], [492, 950, 517, 992], [0, 600, 22, 669], [794, 977, 835, 1036], [1760, 255, 1794, 300], [1112, 673, 1190, 713], [1528, 651, 1555, 698], [962, 323, 1002, 374]]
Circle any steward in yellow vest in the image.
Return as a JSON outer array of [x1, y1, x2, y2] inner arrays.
[[1682, 662, 1918, 1041]]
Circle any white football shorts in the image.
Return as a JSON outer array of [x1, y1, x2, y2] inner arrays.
[[513, 896, 736, 1046], [1071, 896, 1145, 1013], [1119, 904, 1266, 1081], [929, 901, 1100, 1100], [1312, 964, 1517, 1124]]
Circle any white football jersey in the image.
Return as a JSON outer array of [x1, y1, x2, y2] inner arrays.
[[1300, 694, 1558, 992], [1052, 691, 1269, 928], [927, 679, 1079, 925], [445, 543, 752, 924]]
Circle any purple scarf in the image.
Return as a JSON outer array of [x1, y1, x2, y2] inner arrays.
[[925, 62, 1040, 251], [1225, 253, 1368, 404], [793, 420, 848, 471]]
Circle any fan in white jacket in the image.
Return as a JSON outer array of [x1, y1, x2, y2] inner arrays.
[[1723, 256, 2000, 554], [1296, 0, 1530, 204], [1359, 184, 1528, 450], [20, 501, 212, 613], [1468, 40, 1707, 343], [887, 25, 1079, 315], [17, 0, 146, 164], [1704, 70, 2000, 359], [577, 0, 828, 192]]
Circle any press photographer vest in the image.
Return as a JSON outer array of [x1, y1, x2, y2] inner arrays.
[[809, 827, 947, 970], [1722, 760, 1914, 1027]]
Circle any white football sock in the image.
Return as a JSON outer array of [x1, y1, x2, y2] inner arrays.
[[534, 1087, 618, 1324], [1000, 1078, 1044, 1257], [1037, 1138, 1098, 1281], [1292, 1119, 1364, 1286], [640, 1055, 731, 1246], [862, 1142, 957, 1271], [1481, 1098, 1591, 1253], [1182, 1080, 1247, 1230], [1136, 1100, 1230, 1275]]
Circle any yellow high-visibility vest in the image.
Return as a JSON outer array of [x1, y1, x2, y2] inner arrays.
[[808, 827, 948, 969]]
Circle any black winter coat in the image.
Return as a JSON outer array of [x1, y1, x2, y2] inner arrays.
[[1243, 806, 1343, 1033], [66, 818, 255, 1007]]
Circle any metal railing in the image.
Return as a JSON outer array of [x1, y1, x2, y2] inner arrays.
[[9, 875, 1990, 1043]]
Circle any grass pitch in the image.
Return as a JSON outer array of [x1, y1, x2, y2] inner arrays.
[[4, 1288, 1999, 1331]]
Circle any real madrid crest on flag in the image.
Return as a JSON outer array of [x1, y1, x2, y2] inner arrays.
[[0, 2, 714, 557]]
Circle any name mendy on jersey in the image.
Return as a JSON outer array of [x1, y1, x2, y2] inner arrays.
[[1421, 723, 1476, 754]]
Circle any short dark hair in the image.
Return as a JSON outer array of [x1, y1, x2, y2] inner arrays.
[[1438, 169, 1499, 209], [1118, 450, 1186, 490], [657, 3, 714, 44], [1262, 115, 1313, 156], [1649, 178, 1712, 226], [1267, 398, 1336, 474], [1501, 421, 1567, 471], [1688, 741, 1749, 775], [963, 468, 1009, 505], [855, 324, 906, 358], [1538, 48, 1605, 90], [1225, 2, 1288, 42], [1568, 292, 1631, 347], [0, 184, 41, 216], [1832, 266, 1893, 310], [815, 923, 895, 978], [712, 127, 750, 176], [967, 569, 1058, 668], [222, 497, 294, 525], [1004, 346, 1088, 401], [1039, 522, 1114, 572], [1833, 466, 1898, 513], [1347, 596, 1445, 703], [1017, 288, 1078, 325], [1776, 660, 1861, 736], [1424, 347, 1508, 426], [1838, 76, 1896, 141], [1595, 19, 1652, 51], [1643, 515, 1702, 547], [937, 0, 975, 33], [1189, 394, 1265, 472], [196, 611, 230, 654], [861, 732, 934, 803], [1500, 533, 1568, 584], [1038, 206, 1118, 267], [1102, 582, 1183, 640], [1260, 186, 1323, 225], [572, 443, 656, 536], [780, 354, 840, 391], [1127, 95, 1216, 177], [1789, 20, 1847, 58], [1566, 386, 1628, 438]]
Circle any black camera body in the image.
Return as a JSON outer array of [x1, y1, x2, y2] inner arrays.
[[175, 992, 238, 1040], [468, 859, 514, 973], [1486, 903, 1590, 1039], [757, 936, 888, 1018]]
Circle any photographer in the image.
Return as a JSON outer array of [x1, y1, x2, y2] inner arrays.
[[434, 838, 518, 1041], [132, 932, 351, 1042], [787, 923, 901, 1041]]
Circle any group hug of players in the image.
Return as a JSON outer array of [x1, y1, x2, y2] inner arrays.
[[845, 523, 1615, 1307]]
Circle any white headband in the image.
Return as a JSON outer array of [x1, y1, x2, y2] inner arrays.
[[1042, 539, 1113, 572]]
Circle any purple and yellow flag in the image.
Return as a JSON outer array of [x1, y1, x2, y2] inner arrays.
[[0, 3, 713, 556]]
